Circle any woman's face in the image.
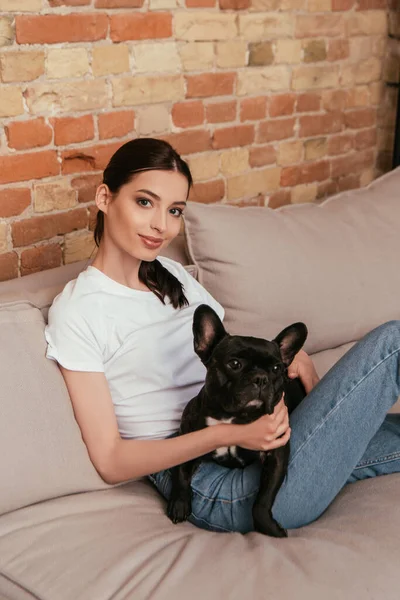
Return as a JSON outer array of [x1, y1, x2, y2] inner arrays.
[[98, 169, 189, 260]]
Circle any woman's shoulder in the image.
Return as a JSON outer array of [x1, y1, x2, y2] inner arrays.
[[48, 268, 102, 322]]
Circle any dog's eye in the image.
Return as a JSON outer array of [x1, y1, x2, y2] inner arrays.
[[228, 359, 242, 371], [272, 364, 282, 373]]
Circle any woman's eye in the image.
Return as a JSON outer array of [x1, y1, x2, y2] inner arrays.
[[228, 359, 242, 370], [170, 208, 184, 217], [137, 198, 151, 207]]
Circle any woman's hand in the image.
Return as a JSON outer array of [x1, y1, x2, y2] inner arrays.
[[287, 349, 319, 394], [233, 398, 290, 452]]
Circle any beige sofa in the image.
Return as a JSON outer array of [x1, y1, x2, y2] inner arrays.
[[1, 166, 400, 600]]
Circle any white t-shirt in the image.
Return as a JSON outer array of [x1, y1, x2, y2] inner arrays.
[[44, 256, 225, 441]]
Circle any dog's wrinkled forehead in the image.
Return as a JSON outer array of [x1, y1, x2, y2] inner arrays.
[[214, 335, 281, 364]]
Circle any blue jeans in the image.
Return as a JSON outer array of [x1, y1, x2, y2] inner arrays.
[[147, 320, 400, 533]]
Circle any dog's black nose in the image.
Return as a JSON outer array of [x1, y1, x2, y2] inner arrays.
[[254, 375, 268, 387]]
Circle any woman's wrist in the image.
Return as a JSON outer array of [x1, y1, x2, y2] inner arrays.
[[213, 422, 241, 448]]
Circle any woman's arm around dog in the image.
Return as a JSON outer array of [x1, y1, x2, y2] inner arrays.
[[60, 367, 290, 485]]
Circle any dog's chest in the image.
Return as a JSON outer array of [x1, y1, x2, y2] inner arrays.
[[206, 416, 253, 468]]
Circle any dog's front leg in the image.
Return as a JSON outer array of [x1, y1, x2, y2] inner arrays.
[[252, 444, 290, 538], [167, 460, 199, 524]]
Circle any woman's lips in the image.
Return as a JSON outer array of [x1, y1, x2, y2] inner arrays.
[[139, 235, 163, 249]]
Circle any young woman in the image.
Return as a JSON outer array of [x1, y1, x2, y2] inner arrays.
[[45, 138, 400, 534]]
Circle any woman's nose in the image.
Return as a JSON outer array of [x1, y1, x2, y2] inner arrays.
[[151, 211, 167, 233]]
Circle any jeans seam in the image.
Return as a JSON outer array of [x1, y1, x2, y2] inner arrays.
[[191, 486, 258, 504], [289, 343, 400, 467], [354, 450, 400, 469], [189, 513, 232, 533]]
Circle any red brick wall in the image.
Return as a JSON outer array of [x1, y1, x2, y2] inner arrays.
[[0, 0, 392, 280]]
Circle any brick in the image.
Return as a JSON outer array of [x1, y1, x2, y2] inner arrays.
[[277, 140, 303, 165], [16, 14, 108, 44], [0, 17, 14, 47], [251, 0, 304, 8], [346, 86, 370, 109], [346, 11, 387, 36], [0, 51, 44, 83], [308, 0, 331, 10], [72, 174, 103, 204], [332, 0, 354, 8], [248, 42, 274, 66], [12, 209, 87, 247], [175, 13, 237, 41], [49, 0, 91, 5], [34, 181, 77, 213], [92, 45, 130, 77], [227, 168, 281, 200], [0, 87, 24, 118], [237, 67, 290, 95], [304, 137, 327, 160], [0, 188, 30, 218], [219, 0, 250, 8], [269, 93, 296, 117], [98, 111, 135, 140], [134, 42, 180, 73], [321, 89, 347, 111], [267, 190, 291, 209], [6, 118, 52, 150], [88, 205, 98, 230], [161, 130, 211, 155], [332, 149, 374, 177], [220, 148, 249, 175], [249, 145, 276, 167], [344, 108, 376, 129], [186, 0, 215, 5], [212, 124, 254, 149], [295, 14, 344, 38], [0, 223, 8, 253], [292, 65, 340, 90], [189, 179, 225, 204], [110, 13, 172, 42], [275, 39, 302, 64], [303, 40, 327, 63], [20, 244, 63, 277], [206, 101, 236, 123], [349, 37, 372, 63], [357, 0, 386, 8], [355, 57, 381, 84], [61, 142, 122, 175], [296, 92, 321, 112], [64, 231, 96, 264], [53, 115, 95, 146], [0, 0, 41, 9], [0, 252, 18, 282], [336, 174, 361, 192], [179, 42, 214, 71], [291, 183, 318, 204], [240, 96, 267, 121], [113, 75, 184, 106], [186, 72, 235, 98], [216, 41, 247, 68], [328, 39, 349, 61], [360, 168, 374, 187], [25, 81, 108, 114], [238, 14, 294, 40], [317, 180, 338, 199], [280, 160, 330, 186], [257, 118, 296, 142], [299, 112, 343, 136], [328, 133, 354, 155], [137, 105, 170, 135], [188, 153, 220, 181], [46, 48, 90, 79], [0, 151, 59, 185], [95, 0, 144, 6], [172, 101, 204, 128], [354, 128, 377, 150]]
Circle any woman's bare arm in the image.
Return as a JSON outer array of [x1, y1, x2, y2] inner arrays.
[[59, 367, 290, 485]]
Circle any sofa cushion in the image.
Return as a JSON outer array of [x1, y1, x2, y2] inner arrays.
[[0, 301, 116, 516], [183, 166, 400, 355], [0, 475, 399, 600]]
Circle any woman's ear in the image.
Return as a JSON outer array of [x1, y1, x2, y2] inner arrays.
[[95, 184, 112, 215]]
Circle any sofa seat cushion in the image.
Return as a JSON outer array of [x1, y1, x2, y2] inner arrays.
[[184, 166, 400, 355], [0, 475, 399, 600]]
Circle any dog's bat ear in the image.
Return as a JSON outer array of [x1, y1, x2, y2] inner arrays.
[[274, 322, 308, 366], [193, 304, 227, 365]]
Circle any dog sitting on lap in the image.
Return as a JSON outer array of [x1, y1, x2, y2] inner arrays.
[[167, 304, 308, 538]]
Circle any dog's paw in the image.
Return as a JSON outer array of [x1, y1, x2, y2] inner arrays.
[[253, 506, 288, 538], [167, 497, 192, 524]]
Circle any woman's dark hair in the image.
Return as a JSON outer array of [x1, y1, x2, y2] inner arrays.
[[94, 138, 193, 309]]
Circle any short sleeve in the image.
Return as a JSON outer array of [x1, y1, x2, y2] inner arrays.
[[44, 301, 105, 373]]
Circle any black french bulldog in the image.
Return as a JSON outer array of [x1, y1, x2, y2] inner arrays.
[[167, 304, 308, 538]]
